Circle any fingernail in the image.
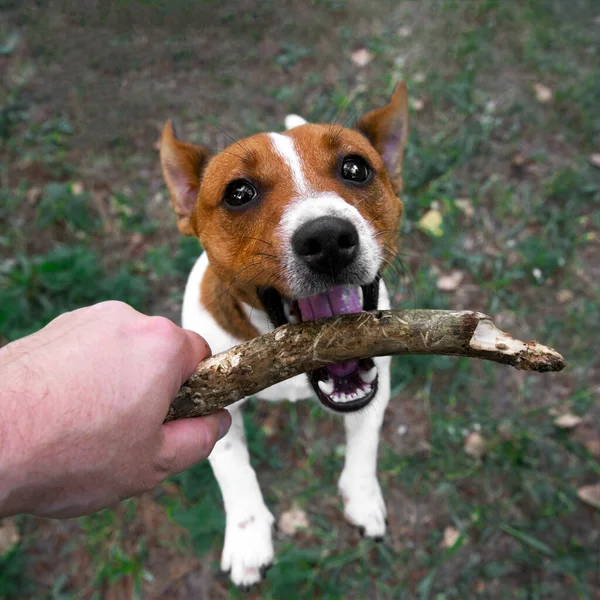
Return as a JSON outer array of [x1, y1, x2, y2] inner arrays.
[[217, 410, 231, 441]]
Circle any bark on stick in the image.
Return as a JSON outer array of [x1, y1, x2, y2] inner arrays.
[[166, 310, 565, 422]]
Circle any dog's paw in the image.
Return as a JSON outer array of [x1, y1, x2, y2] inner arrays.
[[338, 473, 387, 538], [221, 502, 275, 587]]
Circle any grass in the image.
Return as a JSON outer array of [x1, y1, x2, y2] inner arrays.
[[1, 0, 600, 597]]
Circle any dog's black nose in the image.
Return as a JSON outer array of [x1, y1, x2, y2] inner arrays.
[[292, 216, 359, 275]]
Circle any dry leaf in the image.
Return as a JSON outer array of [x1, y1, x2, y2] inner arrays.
[[455, 198, 474, 219], [533, 82, 553, 103], [350, 49, 374, 68], [464, 432, 487, 459], [511, 153, 527, 168], [554, 412, 582, 429], [418, 209, 444, 237], [441, 526, 460, 548], [590, 154, 600, 169], [437, 270, 465, 292], [577, 484, 600, 510], [556, 289, 574, 304], [25, 186, 42, 206], [510, 153, 532, 176], [278, 507, 309, 536], [398, 26, 412, 37], [0, 519, 20, 554], [71, 182, 84, 195], [409, 97, 425, 111], [571, 423, 600, 457]]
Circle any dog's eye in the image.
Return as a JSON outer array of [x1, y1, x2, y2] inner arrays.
[[223, 180, 257, 208], [341, 156, 371, 183]]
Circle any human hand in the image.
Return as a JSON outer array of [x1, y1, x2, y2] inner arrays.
[[0, 301, 230, 518]]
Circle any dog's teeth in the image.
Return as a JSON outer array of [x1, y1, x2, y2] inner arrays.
[[358, 286, 364, 309], [318, 379, 334, 396], [283, 300, 299, 324], [359, 366, 377, 384]]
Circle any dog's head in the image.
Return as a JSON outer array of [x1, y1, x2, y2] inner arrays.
[[160, 83, 408, 412]]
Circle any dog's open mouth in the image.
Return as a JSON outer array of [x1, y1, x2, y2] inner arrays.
[[258, 279, 379, 413]]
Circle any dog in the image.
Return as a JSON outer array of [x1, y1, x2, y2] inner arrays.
[[160, 81, 408, 587]]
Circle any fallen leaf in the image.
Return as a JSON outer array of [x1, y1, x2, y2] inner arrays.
[[25, 186, 42, 205], [464, 432, 487, 459], [589, 154, 600, 169], [350, 48, 374, 68], [556, 289, 574, 304], [455, 198, 474, 219], [409, 97, 425, 111], [577, 484, 600, 510], [71, 182, 84, 195], [512, 153, 527, 168], [418, 209, 444, 237], [571, 423, 600, 457], [398, 26, 412, 37], [533, 82, 553, 104], [0, 519, 20, 554], [554, 412, 582, 429], [437, 270, 465, 292], [510, 153, 533, 176], [278, 507, 309, 536], [441, 526, 460, 548], [128, 232, 144, 249]]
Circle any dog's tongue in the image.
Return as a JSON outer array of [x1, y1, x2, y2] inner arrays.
[[297, 286, 361, 377]]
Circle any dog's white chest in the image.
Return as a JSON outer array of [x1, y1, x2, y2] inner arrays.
[[181, 253, 315, 404], [254, 373, 313, 402]]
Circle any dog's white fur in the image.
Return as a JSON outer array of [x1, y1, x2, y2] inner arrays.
[[180, 117, 392, 587]]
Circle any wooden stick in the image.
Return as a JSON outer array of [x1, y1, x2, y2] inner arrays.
[[165, 310, 565, 421]]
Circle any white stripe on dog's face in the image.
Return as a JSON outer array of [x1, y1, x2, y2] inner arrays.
[[268, 130, 382, 298], [268, 133, 310, 196]]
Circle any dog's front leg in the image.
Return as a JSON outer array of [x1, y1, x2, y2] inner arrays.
[[338, 355, 391, 539], [209, 402, 274, 587]]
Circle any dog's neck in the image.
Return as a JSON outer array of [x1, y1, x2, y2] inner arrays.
[[200, 262, 270, 340]]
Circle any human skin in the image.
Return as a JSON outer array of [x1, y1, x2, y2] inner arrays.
[[0, 301, 231, 518]]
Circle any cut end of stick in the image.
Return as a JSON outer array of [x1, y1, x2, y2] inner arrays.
[[469, 319, 566, 372]]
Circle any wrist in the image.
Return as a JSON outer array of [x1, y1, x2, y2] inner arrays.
[[0, 343, 38, 517], [0, 404, 34, 517]]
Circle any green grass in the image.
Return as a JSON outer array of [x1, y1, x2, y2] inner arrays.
[[1, 0, 599, 597], [78, 504, 150, 599]]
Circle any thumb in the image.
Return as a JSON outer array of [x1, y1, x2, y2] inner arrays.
[[157, 409, 232, 476]]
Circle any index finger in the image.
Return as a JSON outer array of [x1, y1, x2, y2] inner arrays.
[[180, 329, 212, 384]]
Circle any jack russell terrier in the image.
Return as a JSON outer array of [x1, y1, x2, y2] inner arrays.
[[160, 82, 408, 587]]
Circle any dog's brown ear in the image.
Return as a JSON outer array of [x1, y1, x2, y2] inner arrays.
[[356, 82, 408, 193], [160, 121, 211, 236]]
